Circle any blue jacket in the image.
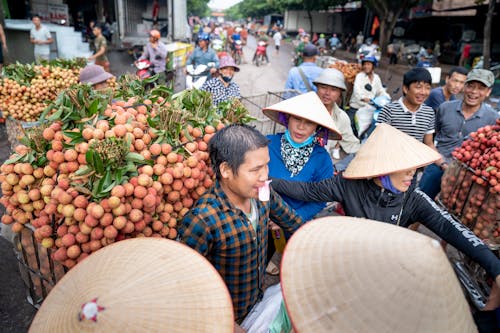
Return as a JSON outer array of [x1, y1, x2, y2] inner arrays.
[[267, 134, 334, 221], [284, 62, 323, 94], [187, 46, 220, 68]]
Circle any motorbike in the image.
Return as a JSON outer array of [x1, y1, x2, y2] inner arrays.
[[232, 40, 243, 65], [185, 62, 215, 89], [255, 41, 267, 66], [401, 43, 420, 66], [355, 93, 391, 141], [356, 44, 381, 63], [134, 59, 154, 80]]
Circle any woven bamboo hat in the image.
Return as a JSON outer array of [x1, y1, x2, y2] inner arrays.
[[262, 91, 342, 140], [281, 216, 477, 333], [343, 123, 441, 179], [29, 238, 234, 333]]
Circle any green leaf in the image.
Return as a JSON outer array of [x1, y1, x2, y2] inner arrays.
[[88, 99, 100, 115], [4, 154, 24, 164], [63, 131, 82, 139], [86, 150, 95, 169], [125, 152, 145, 163], [74, 165, 93, 176], [94, 153, 104, 175]]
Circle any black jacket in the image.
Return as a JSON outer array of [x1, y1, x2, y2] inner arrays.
[[272, 175, 500, 279]]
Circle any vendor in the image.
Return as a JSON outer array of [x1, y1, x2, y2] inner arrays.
[[313, 68, 360, 169], [79, 64, 115, 90], [264, 92, 339, 221], [272, 123, 500, 309], [200, 55, 240, 107]]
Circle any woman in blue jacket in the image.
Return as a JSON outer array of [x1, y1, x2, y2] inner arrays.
[[262, 92, 342, 221]]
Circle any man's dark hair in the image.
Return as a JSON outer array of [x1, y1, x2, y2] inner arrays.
[[448, 66, 468, 77], [209, 124, 269, 180], [403, 67, 432, 87], [31, 14, 41, 20]]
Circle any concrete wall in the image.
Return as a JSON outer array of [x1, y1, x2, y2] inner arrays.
[[284, 10, 331, 33]]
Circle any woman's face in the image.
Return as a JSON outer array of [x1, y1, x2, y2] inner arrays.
[[220, 66, 235, 77], [287, 115, 318, 144], [388, 168, 416, 192]]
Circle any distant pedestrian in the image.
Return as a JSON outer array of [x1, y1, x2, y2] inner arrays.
[[88, 24, 110, 72], [355, 31, 364, 50], [152, 0, 160, 28], [30, 15, 53, 64], [285, 44, 323, 96], [459, 42, 471, 67], [0, 23, 8, 71], [273, 29, 282, 55]]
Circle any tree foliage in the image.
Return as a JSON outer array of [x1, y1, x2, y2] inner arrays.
[[225, 0, 282, 20], [187, 0, 210, 17]]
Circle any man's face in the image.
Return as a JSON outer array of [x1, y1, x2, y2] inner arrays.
[[463, 81, 491, 108], [32, 17, 41, 27], [362, 61, 374, 74], [445, 72, 467, 96], [220, 147, 269, 201], [316, 83, 342, 109], [198, 39, 208, 48], [403, 81, 431, 107], [93, 27, 101, 37]]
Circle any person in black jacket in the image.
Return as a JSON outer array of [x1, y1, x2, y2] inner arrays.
[[272, 123, 500, 311]]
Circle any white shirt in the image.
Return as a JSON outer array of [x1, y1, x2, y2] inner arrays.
[[326, 103, 361, 155], [349, 71, 389, 110], [273, 32, 282, 46], [30, 25, 51, 56]]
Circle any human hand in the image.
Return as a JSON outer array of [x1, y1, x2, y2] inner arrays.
[[362, 97, 370, 103], [482, 277, 500, 310]]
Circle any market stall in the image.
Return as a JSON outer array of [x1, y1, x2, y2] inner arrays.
[[0, 65, 253, 306]]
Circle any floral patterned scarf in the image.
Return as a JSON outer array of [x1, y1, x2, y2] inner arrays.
[[280, 134, 314, 177]]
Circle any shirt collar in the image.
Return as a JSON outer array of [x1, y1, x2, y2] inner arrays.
[[455, 101, 487, 118], [213, 179, 263, 214], [398, 97, 424, 113]]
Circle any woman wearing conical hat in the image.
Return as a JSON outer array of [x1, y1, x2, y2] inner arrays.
[[271, 123, 500, 306], [262, 91, 342, 222]]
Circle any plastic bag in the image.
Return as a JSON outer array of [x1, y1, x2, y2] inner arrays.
[[355, 105, 375, 135], [241, 284, 285, 333], [269, 300, 292, 333]]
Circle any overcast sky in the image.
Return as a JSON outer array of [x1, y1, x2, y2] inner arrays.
[[208, 0, 243, 10]]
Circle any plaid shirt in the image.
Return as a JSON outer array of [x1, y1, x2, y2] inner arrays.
[[178, 180, 303, 322]]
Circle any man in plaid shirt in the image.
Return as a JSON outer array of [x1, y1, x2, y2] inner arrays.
[[178, 124, 304, 330]]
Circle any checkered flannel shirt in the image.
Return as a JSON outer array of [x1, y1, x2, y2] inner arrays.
[[178, 179, 303, 322]]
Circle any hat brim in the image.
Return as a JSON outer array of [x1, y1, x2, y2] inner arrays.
[[465, 78, 492, 88], [343, 123, 441, 179], [29, 238, 234, 332], [262, 94, 342, 141], [86, 71, 114, 85], [281, 217, 476, 333], [220, 65, 240, 72]]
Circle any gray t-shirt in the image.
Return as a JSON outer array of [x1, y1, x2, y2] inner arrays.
[[436, 100, 499, 159], [30, 25, 51, 56]]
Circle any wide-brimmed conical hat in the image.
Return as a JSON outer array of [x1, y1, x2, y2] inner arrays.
[[281, 216, 476, 333], [262, 91, 342, 140], [343, 123, 441, 179], [29, 238, 234, 333]]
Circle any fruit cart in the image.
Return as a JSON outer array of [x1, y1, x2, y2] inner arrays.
[[437, 122, 500, 310]]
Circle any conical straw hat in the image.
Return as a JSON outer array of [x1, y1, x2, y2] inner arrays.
[[262, 91, 342, 140], [343, 123, 441, 179], [29, 238, 234, 333], [281, 216, 477, 333]]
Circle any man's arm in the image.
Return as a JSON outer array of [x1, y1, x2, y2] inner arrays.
[[412, 189, 500, 283], [178, 212, 213, 256], [349, 75, 364, 106], [45, 30, 53, 44], [0, 25, 7, 50], [269, 189, 304, 235], [375, 105, 392, 125]]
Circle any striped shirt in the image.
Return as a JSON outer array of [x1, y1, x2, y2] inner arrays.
[[178, 180, 303, 322], [377, 97, 435, 142]]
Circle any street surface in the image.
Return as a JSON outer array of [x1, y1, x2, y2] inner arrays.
[[0, 35, 454, 332]]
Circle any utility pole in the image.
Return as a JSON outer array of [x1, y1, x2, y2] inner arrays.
[[483, 0, 496, 69]]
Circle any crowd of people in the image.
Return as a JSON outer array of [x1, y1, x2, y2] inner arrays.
[[3, 15, 500, 333]]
